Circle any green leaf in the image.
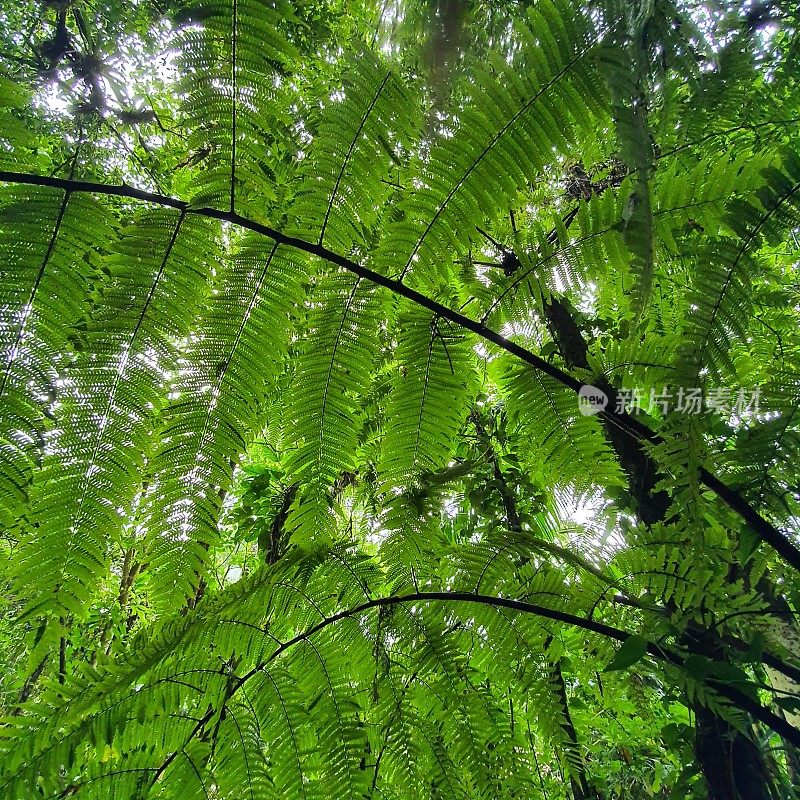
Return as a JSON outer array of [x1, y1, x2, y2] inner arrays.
[[742, 632, 766, 664], [738, 527, 760, 564], [604, 635, 648, 672]]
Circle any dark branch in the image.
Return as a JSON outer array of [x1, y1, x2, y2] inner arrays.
[[1, 169, 798, 571], [224, 591, 800, 747]]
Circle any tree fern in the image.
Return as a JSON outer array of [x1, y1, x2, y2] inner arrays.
[[0, 188, 108, 528], [285, 274, 380, 545], [374, 0, 605, 289], [143, 237, 306, 609], [14, 209, 215, 621], [0, 2, 799, 798]]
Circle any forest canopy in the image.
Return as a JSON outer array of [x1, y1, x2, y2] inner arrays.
[[0, 0, 799, 798]]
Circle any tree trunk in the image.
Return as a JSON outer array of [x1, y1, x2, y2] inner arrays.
[[541, 293, 778, 800], [694, 704, 774, 800]]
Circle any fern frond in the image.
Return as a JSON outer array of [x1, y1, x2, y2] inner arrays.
[[377, 302, 478, 496], [143, 238, 306, 610], [292, 628, 371, 798], [174, 0, 300, 214], [251, 667, 318, 800], [0, 79, 44, 172], [373, 0, 604, 288], [0, 187, 109, 527], [494, 355, 624, 498], [212, 700, 273, 800], [598, 38, 655, 313], [14, 210, 216, 621], [290, 51, 419, 253], [285, 274, 380, 546]]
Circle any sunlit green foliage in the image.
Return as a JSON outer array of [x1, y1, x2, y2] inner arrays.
[[0, 1, 799, 798]]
